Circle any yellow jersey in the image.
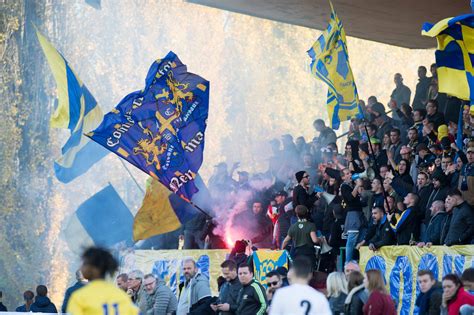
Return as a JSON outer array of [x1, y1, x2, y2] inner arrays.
[[67, 279, 139, 315]]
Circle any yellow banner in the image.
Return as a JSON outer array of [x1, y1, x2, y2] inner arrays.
[[360, 245, 474, 315], [253, 250, 289, 284], [119, 249, 228, 295]]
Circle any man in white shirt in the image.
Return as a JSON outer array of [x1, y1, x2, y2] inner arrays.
[[269, 257, 331, 315]]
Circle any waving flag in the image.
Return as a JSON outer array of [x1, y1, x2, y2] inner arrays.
[[36, 29, 108, 182], [422, 14, 474, 102], [307, 2, 361, 130], [87, 52, 209, 201]]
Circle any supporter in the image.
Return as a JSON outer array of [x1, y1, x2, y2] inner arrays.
[[415, 270, 442, 315], [116, 273, 129, 291], [427, 78, 448, 114], [272, 190, 292, 249], [425, 170, 449, 216], [15, 290, 34, 312], [390, 73, 411, 122], [313, 119, 337, 149], [407, 127, 420, 151], [143, 273, 177, 315], [62, 269, 87, 313], [30, 285, 58, 313], [340, 168, 366, 262], [211, 260, 241, 315], [413, 108, 427, 139], [344, 271, 368, 315], [363, 269, 396, 315], [460, 146, 474, 206], [229, 240, 249, 267], [461, 268, 474, 295], [0, 291, 6, 312], [356, 206, 395, 251], [249, 201, 273, 248], [413, 66, 431, 110], [344, 261, 361, 280], [441, 274, 474, 315], [371, 103, 393, 141], [389, 192, 418, 245], [426, 99, 445, 130], [345, 140, 364, 173], [66, 246, 138, 315], [235, 263, 267, 315], [208, 162, 234, 198], [382, 131, 391, 151], [296, 136, 310, 160], [177, 258, 211, 315], [127, 270, 147, 313], [359, 140, 388, 174], [441, 189, 474, 246], [292, 171, 318, 212], [326, 272, 348, 315], [233, 171, 251, 192], [388, 128, 403, 163], [265, 270, 283, 305], [275, 267, 290, 287], [182, 212, 208, 249], [418, 200, 447, 246], [281, 205, 319, 269], [269, 256, 331, 315]]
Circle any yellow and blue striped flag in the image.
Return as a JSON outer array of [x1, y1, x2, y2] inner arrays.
[[422, 14, 474, 102], [36, 30, 108, 182], [307, 2, 361, 130]]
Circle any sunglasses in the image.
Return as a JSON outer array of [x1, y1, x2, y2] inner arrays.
[[303, 175, 310, 179], [267, 281, 280, 287]]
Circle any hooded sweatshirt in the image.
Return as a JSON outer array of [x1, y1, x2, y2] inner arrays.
[[30, 296, 58, 313]]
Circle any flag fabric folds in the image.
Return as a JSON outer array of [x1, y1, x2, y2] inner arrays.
[[63, 184, 134, 253], [307, 2, 361, 130], [133, 175, 211, 241], [87, 51, 210, 201], [422, 14, 474, 102], [36, 29, 108, 183]]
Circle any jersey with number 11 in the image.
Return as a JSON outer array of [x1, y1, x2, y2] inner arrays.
[[67, 279, 139, 315]]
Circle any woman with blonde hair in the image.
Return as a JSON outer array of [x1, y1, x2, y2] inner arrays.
[[326, 272, 348, 315], [363, 269, 396, 315]]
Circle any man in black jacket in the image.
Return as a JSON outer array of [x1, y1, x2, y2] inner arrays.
[[235, 263, 267, 315], [292, 171, 317, 212], [212, 260, 242, 315], [357, 206, 395, 251], [418, 200, 447, 246], [389, 193, 418, 244], [441, 189, 474, 246]]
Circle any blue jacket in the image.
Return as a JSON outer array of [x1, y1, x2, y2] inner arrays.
[[30, 296, 58, 313], [16, 304, 29, 312], [62, 281, 86, 312]]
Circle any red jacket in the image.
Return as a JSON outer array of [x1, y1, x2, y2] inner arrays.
[[363, 290, 396, 315], [447, 287, 474, 315]]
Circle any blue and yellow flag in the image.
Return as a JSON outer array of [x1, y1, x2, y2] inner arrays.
[[64, 184, 134, 253], [422, 14, 474, 102], [133, 175, 211, 241], [87, 51, 209, 201], [307, 2, 361, 130], [36, 30, 108, 183]]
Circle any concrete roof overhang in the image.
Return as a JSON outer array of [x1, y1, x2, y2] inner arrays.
[[187, 0, 470, 49]]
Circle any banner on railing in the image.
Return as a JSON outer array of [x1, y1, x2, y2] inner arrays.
[[360, 245, 474, 315], [253, 250, 289, 284]]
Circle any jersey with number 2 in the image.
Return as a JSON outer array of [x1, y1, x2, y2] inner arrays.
[[269, 283, 331, 315], [67, 279, 139, 315]]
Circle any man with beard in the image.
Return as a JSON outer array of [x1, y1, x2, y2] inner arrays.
[[293, 171, 318, 212], [177, 258, 211, 315], [211, 260, 242, 315], [441, 189, 474, 246]]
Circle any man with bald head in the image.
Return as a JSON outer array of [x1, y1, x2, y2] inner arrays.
[[417, 200, 447, 247], [177, 258, 211, 315]]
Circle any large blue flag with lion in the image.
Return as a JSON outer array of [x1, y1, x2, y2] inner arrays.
[[87, 52, 209, 201]]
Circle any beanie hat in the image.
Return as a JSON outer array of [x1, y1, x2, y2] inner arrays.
[[295, 171, 306, 183]]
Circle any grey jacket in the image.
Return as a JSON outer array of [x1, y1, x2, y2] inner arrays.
[[179, 272, 211, 308], [146, 279, 178, 315]]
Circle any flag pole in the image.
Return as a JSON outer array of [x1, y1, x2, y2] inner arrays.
[[118, 158, 146, 195]]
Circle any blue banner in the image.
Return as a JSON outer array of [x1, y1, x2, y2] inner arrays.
[[87, 52, 209, 201]]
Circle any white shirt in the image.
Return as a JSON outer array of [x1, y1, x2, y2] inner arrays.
[[269, 283, 332, 315], [176, 282, 190, 315]]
